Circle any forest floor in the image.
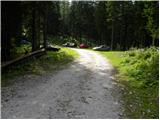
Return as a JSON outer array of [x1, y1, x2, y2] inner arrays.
[[1, 48, 125, 119]]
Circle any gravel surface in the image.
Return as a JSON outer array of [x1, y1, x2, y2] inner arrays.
[[2, 48, 123, 119]]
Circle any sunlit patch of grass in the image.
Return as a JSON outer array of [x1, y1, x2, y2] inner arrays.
[[97, 51, 124, 68], [97, 49, 159, 119], [2, 48, 79, 87]]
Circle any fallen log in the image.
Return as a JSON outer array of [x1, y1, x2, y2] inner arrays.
[[1, 49, 46, 71]]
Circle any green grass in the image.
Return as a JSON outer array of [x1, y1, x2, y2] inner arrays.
[[97, 49, 159, 119], [97, 51, 129, 81], [2, 48, 79, 87], [98, 51, 124, 67], [122, 84, 158, 118]]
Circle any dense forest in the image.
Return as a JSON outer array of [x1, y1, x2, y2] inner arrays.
[[1, 1, 159, 62]]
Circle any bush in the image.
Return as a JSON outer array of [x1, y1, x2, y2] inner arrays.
[[121, 47, 159, 87]]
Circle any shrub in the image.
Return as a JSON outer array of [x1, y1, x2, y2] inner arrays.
[[121, 47, 159, 87]]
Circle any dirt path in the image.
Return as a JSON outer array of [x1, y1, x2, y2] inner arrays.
[[2, 48, 123, 119]]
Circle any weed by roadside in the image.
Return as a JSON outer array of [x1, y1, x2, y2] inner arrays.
[[97, 47, 159, 119], [2, 48, 79, 87]]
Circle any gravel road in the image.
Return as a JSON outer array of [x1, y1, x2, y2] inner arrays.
[[2, 48, 123, 119]]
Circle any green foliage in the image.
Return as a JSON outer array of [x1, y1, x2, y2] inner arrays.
[[143, 1, 159, 44], [122, 47, 159, 87], [97, 47, 159, 118], [122, 85, 158, 118], [2, 48, 79, 87], [121, 47, 159, 118]]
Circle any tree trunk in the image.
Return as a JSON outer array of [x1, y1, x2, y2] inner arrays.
[[111, 21, 114, 50], [32, 2, 36, 52], [36, 9, 40, 49], [43, 8, 47, 49]]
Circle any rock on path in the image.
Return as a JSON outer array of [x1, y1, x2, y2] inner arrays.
[[2, 48, 122, 119]]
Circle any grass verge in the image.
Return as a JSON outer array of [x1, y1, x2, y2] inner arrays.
[[2, 48, 79, 87], [97, 50, 159, 119]]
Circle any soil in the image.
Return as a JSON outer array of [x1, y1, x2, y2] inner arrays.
[[1, 48, 123, 119]]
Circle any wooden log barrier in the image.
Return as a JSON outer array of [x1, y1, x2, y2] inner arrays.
[[1, 49, 46, 72]]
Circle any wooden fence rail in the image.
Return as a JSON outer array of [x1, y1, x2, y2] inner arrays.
[[1, 49, 46, 71]]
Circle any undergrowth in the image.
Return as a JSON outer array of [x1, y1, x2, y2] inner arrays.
[[10, 44, 32, 60], [2, 48, 79, 87], [98, 47, 159, 118]]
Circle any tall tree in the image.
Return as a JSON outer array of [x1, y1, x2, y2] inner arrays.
[[2, 2, 22, 61], [106, 1, 120, 50], [144, 1, 159, 46], [95, 1, 108, 46], [47, 2, 60, 36]]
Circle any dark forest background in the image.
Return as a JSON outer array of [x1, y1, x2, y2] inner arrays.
[[1, 1, 159, 61]]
